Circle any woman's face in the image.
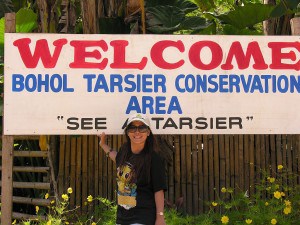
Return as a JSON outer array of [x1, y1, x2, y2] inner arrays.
[[127, 121, 150, 146]]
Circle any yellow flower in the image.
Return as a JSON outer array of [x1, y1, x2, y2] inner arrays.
[[67, 187, 73, 194], [284, 200, 291, 206], [62, 194, 69, 201], [91, 223, 96, 225], [212, 202, 218, 207], [265, 202, 269, 206], [65, 222, 70, 225], [87, 195, 93, 202], [45, 193, 49, 199], [50, 200, 55, 204], [273, 191, 281, 199], [280, 192, 285, 197], [278, 165, 283, 170], [271, 219, 277, 224], [47, 220, 52, 225], [221, 215, 229, 224], [12, 219, 17, 225], [35, 206, 39, 214], [283, 207, 292, 214], [221, 187, 227, 193], [269, 177, 275, 183], [245, 219, 253, 224]]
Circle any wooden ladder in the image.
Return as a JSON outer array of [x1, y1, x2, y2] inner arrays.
[[0, 136, 51, 220]]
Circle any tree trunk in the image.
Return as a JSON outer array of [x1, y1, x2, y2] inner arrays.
[[36, 0, 58, 33], [263, 0, 292, 35], [58, 0, 76, 33], [80, 0, 98, 34], [263, 0, 277, 35], [290, 17, 300, 35]]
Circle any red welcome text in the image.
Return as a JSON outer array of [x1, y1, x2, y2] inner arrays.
[[12, 38, 300, 70]]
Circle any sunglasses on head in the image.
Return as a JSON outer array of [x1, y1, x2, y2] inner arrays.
[[127, 125, 149, 133]]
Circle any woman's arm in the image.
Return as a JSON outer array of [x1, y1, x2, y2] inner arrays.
[[98, 132, 117, 162], [154, 190, 166, 225]]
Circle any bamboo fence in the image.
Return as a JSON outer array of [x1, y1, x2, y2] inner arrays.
[[58, 134, 300, 215]]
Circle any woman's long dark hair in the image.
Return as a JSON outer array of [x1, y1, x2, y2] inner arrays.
[[117, 127, 157, 183]]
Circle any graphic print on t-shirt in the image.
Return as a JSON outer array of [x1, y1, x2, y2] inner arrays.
[[117, 163, 137, 209]]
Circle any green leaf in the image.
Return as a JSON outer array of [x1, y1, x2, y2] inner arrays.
[[0, 8, 37, 59], [222, 24, 262, 35], [284, 0, 300, 10], [271, 0, 299, 18], [15, 8, 37, 33], [191, 0, 215, 11], [145, 0, 177, 7], [98, 17, 130, 34], [192, 21, 216, 34], [208, 3, 275, 29], [148, 6, 184, 28], [0, 17, 4, 58], [147, 23, 181, 34], [174, 0, 198, 14], [147, 6, 185, 33], [180, 16, 213, 30]]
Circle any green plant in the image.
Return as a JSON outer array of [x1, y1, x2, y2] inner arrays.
[[206, 164, 300, 224], [18, 188, 116, 225], [146, 0, 300, 35], [16, 164, 300, 225]]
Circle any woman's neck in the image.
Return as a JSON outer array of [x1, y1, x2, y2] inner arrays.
[[131, 143, 145, 154]]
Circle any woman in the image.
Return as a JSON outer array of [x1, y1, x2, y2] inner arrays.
[[99, 113, 167, 225]]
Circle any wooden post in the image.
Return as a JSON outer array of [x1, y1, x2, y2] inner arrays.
[[1, 136, 14, 224], [1, 12, 15, 225], [290, 17, 300, 35]]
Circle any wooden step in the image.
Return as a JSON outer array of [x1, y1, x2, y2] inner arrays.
[[12, 212, 47, 220], [0, 195, 50, 206], [0, 135, 40, 140], [0, 166, 50, 173], [0, 181, 50, 189], [0, 151, 48, 157]]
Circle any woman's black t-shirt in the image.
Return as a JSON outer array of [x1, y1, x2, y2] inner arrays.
[[115, 149, 167, 225]]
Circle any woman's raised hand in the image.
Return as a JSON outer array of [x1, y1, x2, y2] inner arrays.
[[98, 132, 106, 148]]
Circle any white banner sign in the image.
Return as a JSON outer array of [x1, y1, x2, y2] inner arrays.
[[4, 33, 300, 134]]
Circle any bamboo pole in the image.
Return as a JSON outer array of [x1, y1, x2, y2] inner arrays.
[[48, 147, 59, 199], [0, 150, 48, 157], [0, 166, 49, 173], [12, 212, 47, 220], [0, 182, 51, 189], [0, 195, 50, 206]]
